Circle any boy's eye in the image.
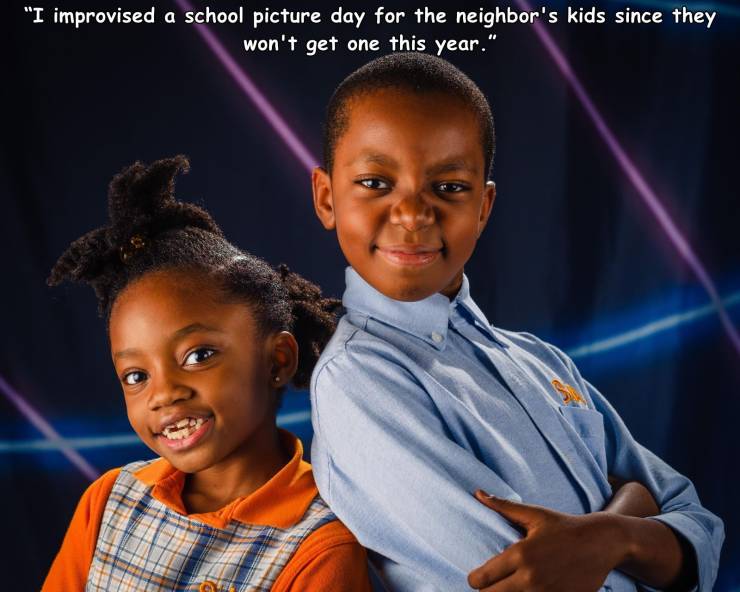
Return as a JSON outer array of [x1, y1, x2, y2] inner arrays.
[[435, 182, 469, 194], [357, 178, 391, 190], [122, 371, 147, 386], [184, 348, 216, 366]]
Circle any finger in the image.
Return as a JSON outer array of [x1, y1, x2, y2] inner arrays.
[[468, 548, 517, 589], [479, 583, 520, 592], [474, 490, 544, 529], [477, 572, 521, 592]]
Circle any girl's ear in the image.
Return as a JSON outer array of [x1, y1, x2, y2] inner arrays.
[[312, 167, 336, 230], [269, 331, 299, 387]]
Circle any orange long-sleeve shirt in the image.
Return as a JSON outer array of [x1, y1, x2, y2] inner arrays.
[[43, 434, 371, 591]]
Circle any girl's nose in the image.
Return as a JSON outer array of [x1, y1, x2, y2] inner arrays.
[[389, 190, 435, 232], [147, 378, 193, 411]]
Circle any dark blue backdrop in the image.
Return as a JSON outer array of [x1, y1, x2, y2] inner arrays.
[[3, 0, 738, 589]]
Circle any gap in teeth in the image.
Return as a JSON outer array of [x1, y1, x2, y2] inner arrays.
[[162, 417, 204, 439]]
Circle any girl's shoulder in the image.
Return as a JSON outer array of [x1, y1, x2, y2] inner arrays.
[[41, 467, 123, 591], [273, 518, 371, 592], [83, 466, 123, 509]]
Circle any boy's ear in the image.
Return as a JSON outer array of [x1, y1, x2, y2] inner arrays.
[[312, 166, 336, 230], [477, 181, 496, 237]]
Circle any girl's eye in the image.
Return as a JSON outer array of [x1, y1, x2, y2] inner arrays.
[[184, 348, 216, 366], [122, 371, 147, 386], [435, 182, 469, 194], [358, 178, 391, 190]]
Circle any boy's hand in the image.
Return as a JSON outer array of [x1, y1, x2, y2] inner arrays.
[[467, 490, 622, 592]]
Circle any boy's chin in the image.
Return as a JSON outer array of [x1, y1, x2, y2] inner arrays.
[[364, 267, 463, 302], [375, 278, 448, 302]]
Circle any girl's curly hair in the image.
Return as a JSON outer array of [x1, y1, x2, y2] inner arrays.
[[48, 155, 340, 389]]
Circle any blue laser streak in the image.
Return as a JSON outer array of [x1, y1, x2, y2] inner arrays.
[[3, 292, 738, 454], [567, 291, 740, 360], [0, 374, 99, 478], [0, 410, 311, 453]]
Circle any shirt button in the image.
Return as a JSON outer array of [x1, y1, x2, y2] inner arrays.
[[431, 332, 444, 343]]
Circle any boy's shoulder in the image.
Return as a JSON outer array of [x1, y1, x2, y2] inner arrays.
[[494, 327, 575, 367], [321, 308, 571, 362], [313, 310, 577, 392], [314, 313, 391, 368]]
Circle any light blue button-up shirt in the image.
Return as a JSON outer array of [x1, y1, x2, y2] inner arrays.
[[310, 267, 724, 592]]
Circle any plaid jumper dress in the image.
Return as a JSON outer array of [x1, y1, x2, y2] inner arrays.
[[86, 460, 338, 591]]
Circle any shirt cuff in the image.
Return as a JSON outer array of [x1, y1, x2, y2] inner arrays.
[[647, 513, 714, 592]]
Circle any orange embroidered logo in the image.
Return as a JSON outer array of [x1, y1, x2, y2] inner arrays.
[[551, 379, 586, 405], [199, 581, 236, 592]]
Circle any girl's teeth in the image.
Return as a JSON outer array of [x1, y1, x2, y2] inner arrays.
[[162, 417, 206, 440]]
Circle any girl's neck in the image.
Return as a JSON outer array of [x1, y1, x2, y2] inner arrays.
[[181, 426, 290, 514]]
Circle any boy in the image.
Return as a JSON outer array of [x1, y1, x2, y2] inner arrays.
[[309, 53, 723, 591]]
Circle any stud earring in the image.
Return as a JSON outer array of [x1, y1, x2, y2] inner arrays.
[[273, 376, 280, 383]]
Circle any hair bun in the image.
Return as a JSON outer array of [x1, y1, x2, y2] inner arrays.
[[106, 155, 222, 246]]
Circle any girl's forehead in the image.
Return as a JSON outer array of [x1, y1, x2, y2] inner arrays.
[[116, 269, 219, 308], [109, 269, 254, 338]]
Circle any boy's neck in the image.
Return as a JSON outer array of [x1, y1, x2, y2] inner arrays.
[[438, 269, 464, 301]]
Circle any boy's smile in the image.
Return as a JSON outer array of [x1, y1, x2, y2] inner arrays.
[[313, 88, 495, 301]]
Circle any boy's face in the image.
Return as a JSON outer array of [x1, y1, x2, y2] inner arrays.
[[313, 89, 495, 301]]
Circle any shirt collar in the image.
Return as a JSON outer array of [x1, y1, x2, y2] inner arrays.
[[342, 266, 498, 349], [134, 429, 317, 529]]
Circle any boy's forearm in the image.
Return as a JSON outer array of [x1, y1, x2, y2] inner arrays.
[[602, 512, 697, 591], [599, 478, 696, 589], [604, 477, 660, 518]]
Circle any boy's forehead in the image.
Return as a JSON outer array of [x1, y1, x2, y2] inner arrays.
[[346, 87, 469, 118], [337, 94, 483, 170]]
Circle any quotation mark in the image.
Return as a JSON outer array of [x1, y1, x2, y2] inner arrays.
[[24, 6, 44, 23]]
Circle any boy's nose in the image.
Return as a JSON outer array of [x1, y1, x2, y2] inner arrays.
[[147, 378, 194, 411], [389, 191, 435, 232]]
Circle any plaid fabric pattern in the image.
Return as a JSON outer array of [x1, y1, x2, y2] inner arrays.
[[86, 460, 337, 591]]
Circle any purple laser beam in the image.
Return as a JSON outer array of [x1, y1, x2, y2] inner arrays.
[[173, 0, 318, 172], [0, 374, 99, 480], [174, 0, 737, 354], [515, 0, 740, 356]]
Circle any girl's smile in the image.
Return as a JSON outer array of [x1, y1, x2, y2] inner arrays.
[[156, 415, 213, 451]]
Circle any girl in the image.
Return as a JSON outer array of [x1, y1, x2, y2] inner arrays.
[[43, 156, 371, 591]]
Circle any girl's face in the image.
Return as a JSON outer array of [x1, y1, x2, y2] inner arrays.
[[109, 268, 292, 474]]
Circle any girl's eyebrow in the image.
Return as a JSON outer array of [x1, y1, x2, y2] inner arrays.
[[171, 322, 224, 341], [113, 323, 223, 360]]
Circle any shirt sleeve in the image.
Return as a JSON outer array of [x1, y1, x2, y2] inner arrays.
[[551, 346, 725, 592], [42, 468, 120, 591], [311, 342, 525, 591], [273, 520, 372, 592]]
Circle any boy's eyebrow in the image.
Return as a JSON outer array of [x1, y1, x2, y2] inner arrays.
[[112, 323, 224, 360], [350, 153, 478, 175], [113, 347, 141, 361], [352, 152, 398, 167], [427, 159, 479, 176]]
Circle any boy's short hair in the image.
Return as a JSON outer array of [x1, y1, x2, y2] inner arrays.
[[322, 52, 495, 179]]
